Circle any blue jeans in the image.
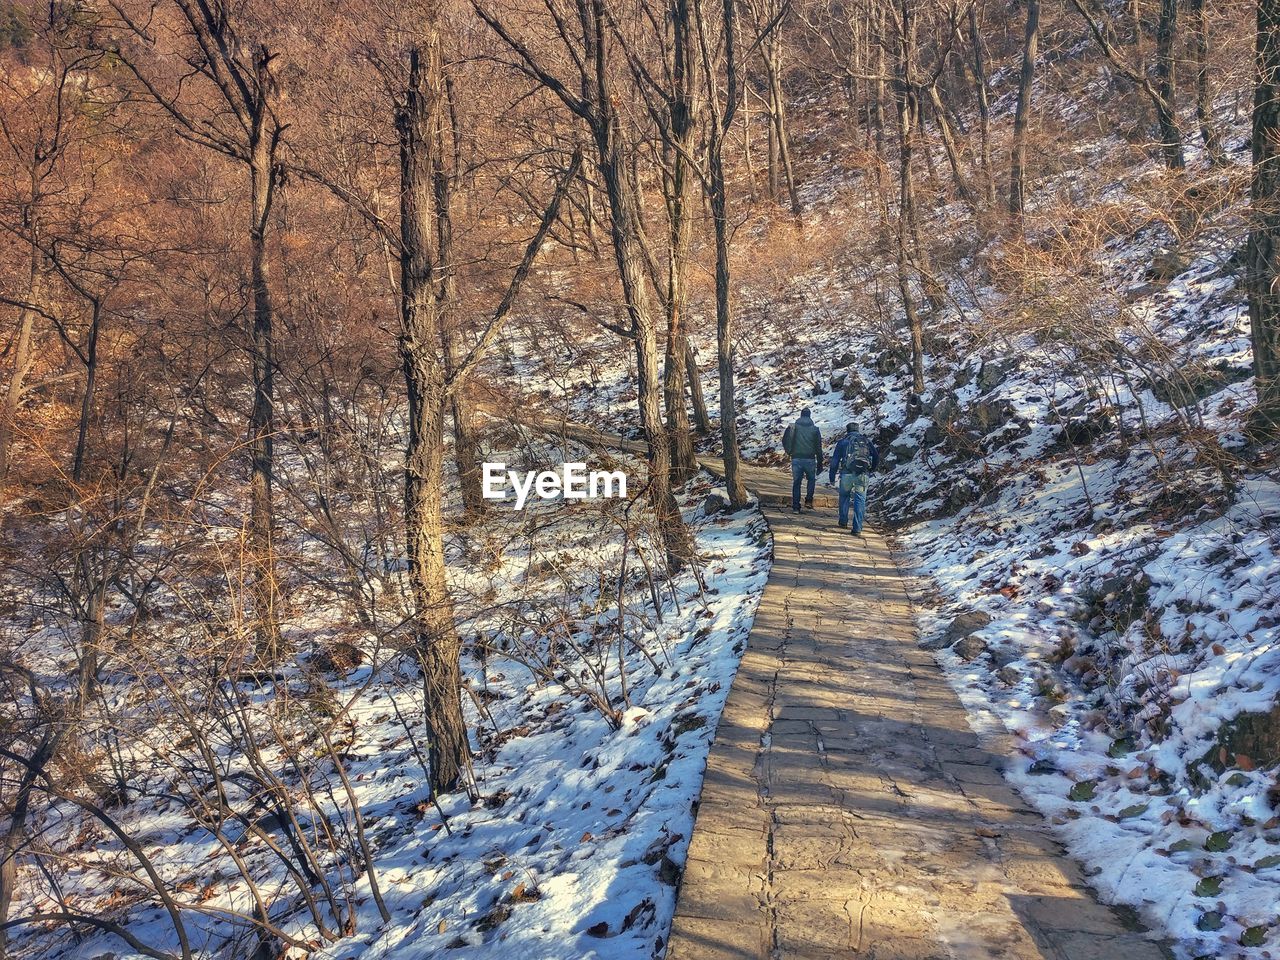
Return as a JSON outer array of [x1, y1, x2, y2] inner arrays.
[[838, 473, 869, 532], [791, 458, 816, 509]]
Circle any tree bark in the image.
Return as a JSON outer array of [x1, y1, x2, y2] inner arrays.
[[1009, 0, 1040, 219], [0, 242, 41, 485], [696, 0, 750, 507], [1153, 0, 1185, 169], [684, 338, 711, 434], [1190, 0, 1227, 164], [895, 0, 926, 395], [663, 0, 700, 483], [443, 333, 486, 519], [471, 0, 694, 566], [597, 134, 693, 569], [1248, 0, 1280, 434], [967, 3, 995, 205], [1070, 0, 1185, 168], [248, 48, 282, 662], [398, 40, 469, 796], [926, 83, 973, 206]]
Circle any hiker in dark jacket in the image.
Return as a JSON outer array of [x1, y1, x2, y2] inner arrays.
[[782, 408, 823, 512], [828, 422, 879, 535]]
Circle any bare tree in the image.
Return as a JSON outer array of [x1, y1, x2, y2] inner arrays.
[[693, 0, 752, 507], [1009, 0, 1040, 219], [1190, 0, 1227, 164], [104, 0, 287, 658], [395, 26, 580, 792], [745, 0, 803, 217], [475, 0, 696, 569], [1069, 0, 1186, 168], [890, 0, 927, 394], [1248, 0, 1280, 435]]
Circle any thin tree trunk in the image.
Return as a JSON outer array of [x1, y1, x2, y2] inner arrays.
[[872, 1, 890, 231], [767, 60, 802, 217], [248, 63, 281, 662], [398, 40, 470, 796], [1190, 0, 1226, 163], [0, 245, 41, 484], [583, 171, 599, 258], [1248, 0, 1280, 434], [597, 138, 693, 569], [1010, 0, 1040, 219], [896, 0, 926, 395], [1153, 0, 1185, 168], [696, 0, 750, 507], [967, 3, 995, 204], [684, 338, 711, 434], [0, 728, 63, 960], [1071, 0, 1185, 168], [926, 83, 973, 205], [443, 334, 485, 519], [663, 0, 699, 483], [710, 142, 750, 506]]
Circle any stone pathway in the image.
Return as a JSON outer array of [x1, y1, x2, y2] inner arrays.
[[665, 463, 1171, 960]]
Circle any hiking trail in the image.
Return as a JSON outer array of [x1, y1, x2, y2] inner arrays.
[[526, 416, 1171, 959]]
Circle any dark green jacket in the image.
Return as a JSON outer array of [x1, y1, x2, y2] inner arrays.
[[784, 415, 823, 463]]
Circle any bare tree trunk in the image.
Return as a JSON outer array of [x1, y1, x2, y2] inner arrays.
[[1071, 0, 1185, 168], [684, 338, 711, 434], [598, 142, 693, 569], [769, 66, 802, 218], [926, 84, 973, 206], [398, 40, 470, 796], [248, 54, 282, 662], [895, 0, 926, 395], [1153, 0, 1185, 169], [583, 170, 600, 258], [1190, 0, 1226, 164], [1010, 0, 1040, 219], [967, 2, 995, 204], [1248, 0, 1280, 435], [443, 333, 486, 519], [663, 0, 699, 483], [710, 143, 750, 507], [472, 0, 692, 566], [872, 0, 890, 231], [0, 245, 41, 484], [696, 0, 750, 507], [0, 726, 64, 960]]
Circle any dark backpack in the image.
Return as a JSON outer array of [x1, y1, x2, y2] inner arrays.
[[841, 434, 873, 474], [782, 424, 796, 456]]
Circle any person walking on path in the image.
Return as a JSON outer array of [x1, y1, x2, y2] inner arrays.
[[782, 407, 823, 513], [828, 422, 879, 534]]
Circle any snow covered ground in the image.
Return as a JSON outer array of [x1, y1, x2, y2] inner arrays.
[[5, 433, 770, 960]]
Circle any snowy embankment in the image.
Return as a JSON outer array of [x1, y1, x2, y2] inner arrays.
[[330, 467, 770, 960], [10, 432, 770, 960]]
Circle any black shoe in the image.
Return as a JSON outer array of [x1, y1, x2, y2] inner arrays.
[[804, 501, 814, 510], [792, 506, 801, 513]]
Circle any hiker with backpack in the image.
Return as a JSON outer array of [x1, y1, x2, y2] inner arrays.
[[828, 423, 879, 535], [782, 407, 823, 513]]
